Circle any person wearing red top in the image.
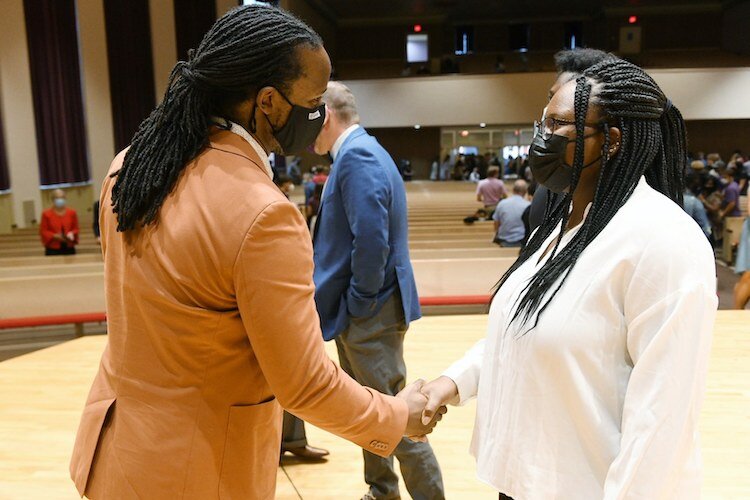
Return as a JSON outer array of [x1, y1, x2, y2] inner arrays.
[[39, 189, 79, 255]]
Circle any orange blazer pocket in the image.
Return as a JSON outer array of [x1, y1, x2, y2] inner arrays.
[[218, 399, 282, 500]]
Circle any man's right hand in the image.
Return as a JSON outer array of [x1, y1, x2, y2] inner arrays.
[[396, 379, 446, 439], [420, 376, 459, 425]]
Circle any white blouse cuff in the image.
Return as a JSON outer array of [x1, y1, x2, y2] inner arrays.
[[442, 361, 479, 406]]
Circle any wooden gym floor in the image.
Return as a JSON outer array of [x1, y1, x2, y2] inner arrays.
[[0, 312, 748, 499]]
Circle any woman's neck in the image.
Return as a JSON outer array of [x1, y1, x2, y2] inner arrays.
[[567, 184, 595, 230]]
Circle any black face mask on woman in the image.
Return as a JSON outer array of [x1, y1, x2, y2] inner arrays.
[[265, 89, 326, 155], [528, 133, 602, 193]]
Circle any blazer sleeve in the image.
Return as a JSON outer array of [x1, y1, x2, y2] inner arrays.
[[233, 200, 408, 457], [338, 148, 391, 317]]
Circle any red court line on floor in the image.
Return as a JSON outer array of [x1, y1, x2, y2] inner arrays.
[[0, 296, 491, 330], [419, 295, 490, 306], [0, 312, 107, 330]]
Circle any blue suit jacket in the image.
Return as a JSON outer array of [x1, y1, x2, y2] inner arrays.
[[313, 127, 421, 341]]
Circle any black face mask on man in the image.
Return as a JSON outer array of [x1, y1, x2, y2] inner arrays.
[[264, 89, 326, 155], [528, 133, 602, 193]]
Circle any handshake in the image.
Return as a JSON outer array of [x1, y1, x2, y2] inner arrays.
[[395, 376, 460, 441]]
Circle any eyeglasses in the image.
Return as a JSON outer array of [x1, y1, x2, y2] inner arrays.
[[533, 116, 604, 141]]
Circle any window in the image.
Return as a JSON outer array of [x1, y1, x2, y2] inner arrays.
[[565, 22, 583, 49], [406, 34, 429, 63], [242, 0, 279, 5], [455, 26, 475, 55]]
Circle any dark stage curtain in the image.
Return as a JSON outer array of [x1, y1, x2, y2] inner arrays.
[[174, 0, 217, 61], [104, 0, 156, 153], [0, 117, 9, 191], [23, 0, 90, 186]]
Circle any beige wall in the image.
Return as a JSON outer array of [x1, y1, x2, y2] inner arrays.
[[77, 0, 116, 197], [150, 0, 178, 102], [0, 195, 12, 233], [343, 67, 750, 129], [0, 0, 41, 230]]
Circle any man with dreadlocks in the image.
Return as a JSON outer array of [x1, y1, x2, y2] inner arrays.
[[421, 56, 717, 499], [69, 5, 444, 499]]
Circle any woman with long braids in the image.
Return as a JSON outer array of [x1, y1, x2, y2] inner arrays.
[[422, 57, 717, 499], [69, 6, 438, 499]]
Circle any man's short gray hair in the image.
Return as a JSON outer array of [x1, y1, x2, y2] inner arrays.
[[322, 81, 360, 126], [513, 179, 528, 195]]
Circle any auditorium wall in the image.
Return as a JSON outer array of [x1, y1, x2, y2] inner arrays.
[[1, 1, 749, 231], [150, 0, 178, 101], [77, 0, 115, 209], [0, 0, 42, 230], [367, 127, 441, 180], [685, 119, 750, 163], [343, 68, 750, 128]]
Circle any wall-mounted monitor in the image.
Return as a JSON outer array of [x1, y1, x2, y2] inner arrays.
[[406, 34, 429, 63]]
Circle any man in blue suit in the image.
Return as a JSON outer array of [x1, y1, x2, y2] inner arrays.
[[312, 82, 444, 500]]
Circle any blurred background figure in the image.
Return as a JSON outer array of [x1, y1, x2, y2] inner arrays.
[[492, 179, 530, 247], [40, 189, 79, 256], [476, 166, 507, 214]]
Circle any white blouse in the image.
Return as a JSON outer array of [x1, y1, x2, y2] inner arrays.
[[444, 178, 718, 499]]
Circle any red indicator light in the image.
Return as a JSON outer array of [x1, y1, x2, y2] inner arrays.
[[414, 24, 422, 33], [628, 15, 638, 24]]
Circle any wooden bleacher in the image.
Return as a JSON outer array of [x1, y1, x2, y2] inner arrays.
[[0, 181, 510, 325]]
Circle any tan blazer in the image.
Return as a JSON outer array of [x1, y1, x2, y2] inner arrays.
[[69, 130, 408, 499]]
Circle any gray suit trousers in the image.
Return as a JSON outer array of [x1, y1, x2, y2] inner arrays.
[[335, 291, 444, 500]]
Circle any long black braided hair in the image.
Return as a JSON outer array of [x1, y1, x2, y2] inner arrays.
[[496, 58, 687, 331], [110, 5, 322, 232]]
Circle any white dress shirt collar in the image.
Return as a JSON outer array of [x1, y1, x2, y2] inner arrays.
[[330, 124, 360, 162], [211, 117, 274, 179]]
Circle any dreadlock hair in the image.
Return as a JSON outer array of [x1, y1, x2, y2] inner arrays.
[[110, 5, 322, 232], [496, 57, 687, 333]]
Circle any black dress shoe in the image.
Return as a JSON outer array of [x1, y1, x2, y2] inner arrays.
[[285, 445, 330, 461]]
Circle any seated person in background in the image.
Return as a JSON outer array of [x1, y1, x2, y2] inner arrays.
[[719, 164, 741, 218], [274, 174, 295, 200], [684, 174, 712, 239], [312, 165, 329, 184], [476, 166, 507, 213], [699, 175, 724, 245], [40, 189, 79, 256], [469, 167, 481, 183], [733, 195, 750, 309], [492, 180, 530, 247]]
